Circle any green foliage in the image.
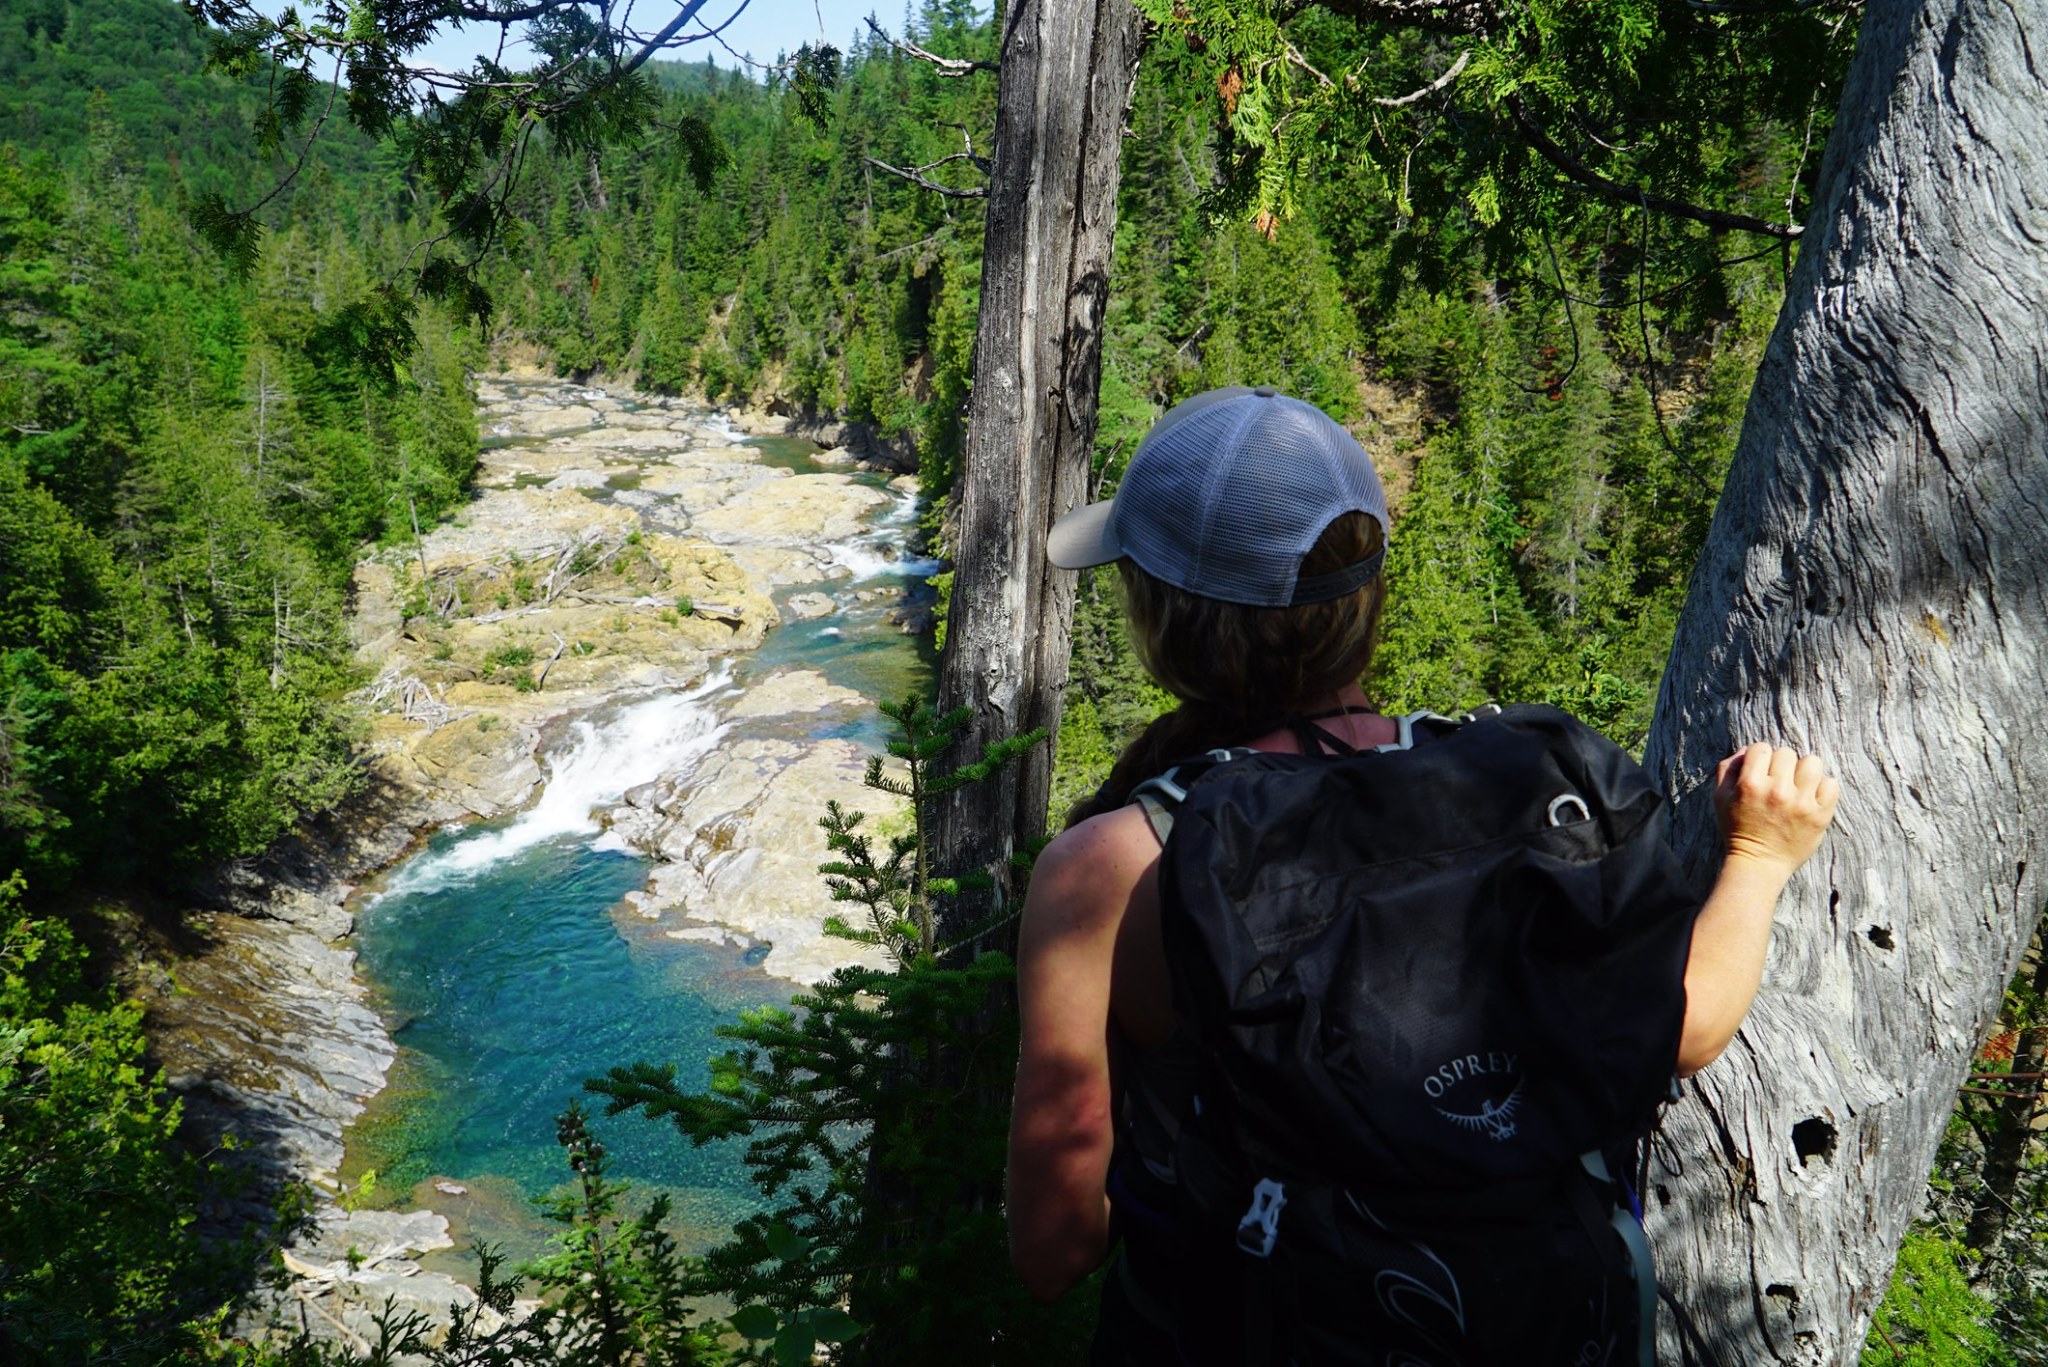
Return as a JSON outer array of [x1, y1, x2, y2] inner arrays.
[[1137, 0, 1853, 288], [0, 131, 480, 890], [820, 695, 1047, 964], [0, 876, 259, 1359], [1862, 1231, 2010, 1366], [589, 698, 1087, 1364], [0, 0, 393, 209]]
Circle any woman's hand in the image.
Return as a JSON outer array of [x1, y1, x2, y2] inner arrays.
[[1677, 743, 1842, 1076], [1714, 743, 1841, 877]]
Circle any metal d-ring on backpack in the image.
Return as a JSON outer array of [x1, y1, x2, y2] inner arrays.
[[1115, 703, 1699, 1367]]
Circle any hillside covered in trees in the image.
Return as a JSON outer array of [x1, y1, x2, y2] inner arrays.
[[466, 3, 1773, 809], [2, 0, 2045, 1361]]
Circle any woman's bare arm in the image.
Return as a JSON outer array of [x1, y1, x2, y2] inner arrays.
[[1677, 743, 1841, 1076], [1006, 809, 1156, 1302]]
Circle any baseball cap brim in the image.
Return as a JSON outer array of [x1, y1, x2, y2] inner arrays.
[[1046, 498, 1123, 570]]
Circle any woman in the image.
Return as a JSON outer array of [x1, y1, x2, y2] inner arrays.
[[1005, 385, 1839, 1362]]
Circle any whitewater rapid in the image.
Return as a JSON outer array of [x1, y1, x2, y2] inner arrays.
[[373, 666, 732, 899]]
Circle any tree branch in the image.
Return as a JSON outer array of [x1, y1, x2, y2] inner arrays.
[[864, 16, 998, 76], [445, 1, 569, 23], [614, 0, 719, 80], [235, 53, 345, 219], [1372, 48, 1470, 106], [933, 122, 992, 175], [862, 156, 989, 199], [1283, 39, 1334, 87], [1506, 96, 1804, 239]]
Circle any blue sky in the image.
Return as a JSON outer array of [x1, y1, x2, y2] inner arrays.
[[404, 1, 892, 78]]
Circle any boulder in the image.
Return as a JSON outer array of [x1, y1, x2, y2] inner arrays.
[[783, 592, 837, 621], [406, 716, 544, 816]]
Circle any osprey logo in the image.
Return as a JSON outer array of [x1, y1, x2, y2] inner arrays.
[[1422, 1051, 1524, 1142]]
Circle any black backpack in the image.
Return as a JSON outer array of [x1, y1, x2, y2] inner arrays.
[[1110, 704, 1699, 1367]]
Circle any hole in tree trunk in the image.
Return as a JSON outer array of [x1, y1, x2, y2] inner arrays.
[[1867, 925, 1894, 949], [1792, 1116, 1837, 1166], [1765, 1283, 1798, 1306]]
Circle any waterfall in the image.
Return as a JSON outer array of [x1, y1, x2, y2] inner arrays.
[[375, 667, 731, 898]]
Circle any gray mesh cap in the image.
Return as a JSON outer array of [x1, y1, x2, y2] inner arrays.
[[1046, 385, 1389, 607]]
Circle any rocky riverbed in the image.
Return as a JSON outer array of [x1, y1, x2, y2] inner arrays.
[[141, 372, 933, 1348]]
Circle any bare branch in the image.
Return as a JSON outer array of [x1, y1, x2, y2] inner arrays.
[[614, 0, 719, 80], [862, 155, 989, 199], [1371, 48, 1470, 106], [864, 15, 998, 76], [1283, 40, 1334, 88], [1506, 96, 1804, 239], [870, 230, 951, 264], [934, 122, 992, 175]]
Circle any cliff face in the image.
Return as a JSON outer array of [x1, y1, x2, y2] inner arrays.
[[149, 372, 925, 1348]]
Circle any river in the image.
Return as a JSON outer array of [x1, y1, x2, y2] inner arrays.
[[337, 383, 936, 1276]]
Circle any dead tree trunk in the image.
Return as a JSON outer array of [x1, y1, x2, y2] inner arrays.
[[929, 0, 1144, 919], [1641, 2, 2048, 1360]]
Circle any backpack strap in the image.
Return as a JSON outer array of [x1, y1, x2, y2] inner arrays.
[[1129, 748, 1252, 845], [1127, 704, 1497, 841], [1371, 708, 1472, 752], [1581, 1149, 1658, 1367]]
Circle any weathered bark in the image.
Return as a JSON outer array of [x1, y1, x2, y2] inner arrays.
[[1642, 3, 2048, 1360], [930, 0, 1145, 916]]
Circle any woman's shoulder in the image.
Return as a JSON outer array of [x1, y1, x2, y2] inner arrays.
[[1039, 803, 1161, 879], [1026, 804, 1161, 927]]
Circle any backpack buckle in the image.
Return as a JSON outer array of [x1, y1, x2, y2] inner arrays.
[[1235, 1178, 1288, 1258]]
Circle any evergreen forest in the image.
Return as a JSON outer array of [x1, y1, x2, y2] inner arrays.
[[1, 0, 2043, 1361]]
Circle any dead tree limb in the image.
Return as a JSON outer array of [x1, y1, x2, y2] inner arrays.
[[864, 16, 999, 76]]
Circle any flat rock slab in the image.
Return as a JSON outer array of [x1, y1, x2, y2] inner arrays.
[[692, 472, 890, 547], [143, 914, 395, 1191], [631, 736, 897, 983], [498, 402, 601, 435], [783, 591, 838, 621]]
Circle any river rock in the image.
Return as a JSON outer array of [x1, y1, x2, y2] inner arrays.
[[889, 603, 937, 636], [634, 736, 898, 983], [405, 715, 545, 816], [551, 424, 698, 453], [143, 913, 395, 1201], [727, 667, 868, 719], [634, 458, 778, 509], [242, 1208, 516, 1354], [691, 471, 889, 547], [783, 592, 837, 621], [419, 488, 643, 565], [514, 402, 602, 435]]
